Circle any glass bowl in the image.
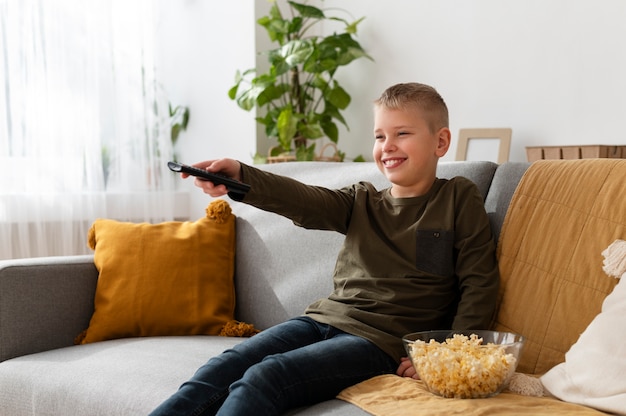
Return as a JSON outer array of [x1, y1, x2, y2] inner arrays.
[[402, 330, 525, 399]]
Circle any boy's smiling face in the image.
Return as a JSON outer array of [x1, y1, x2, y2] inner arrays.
[[373, 105, 450, 198]]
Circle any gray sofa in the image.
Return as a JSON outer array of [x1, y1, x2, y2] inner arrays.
[[0, 161, 534, 415]]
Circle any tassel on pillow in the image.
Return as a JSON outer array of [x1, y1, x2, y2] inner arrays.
[[507, 373, 544, 397], [602, 239, 626, 279], [206, 199, 232, 224], [219, 320, 261, 337]]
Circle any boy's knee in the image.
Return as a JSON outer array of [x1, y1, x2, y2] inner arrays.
[[236, 354, 289, 390], [225, 356, 289, 414]]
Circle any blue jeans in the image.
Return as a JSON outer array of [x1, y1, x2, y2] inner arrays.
[[149, 316, 397, 416]]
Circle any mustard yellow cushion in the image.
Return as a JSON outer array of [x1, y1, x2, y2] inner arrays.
[[77, 199, 236, 344], [494, 159, 625, 374]]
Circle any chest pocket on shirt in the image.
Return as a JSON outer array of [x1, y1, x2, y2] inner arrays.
[[415, 229, 455, 276]]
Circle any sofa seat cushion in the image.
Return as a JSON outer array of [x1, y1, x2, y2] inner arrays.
[[338, 374, 607, 415], [0, 337, 368, 416], [0, 337, 241, 415]]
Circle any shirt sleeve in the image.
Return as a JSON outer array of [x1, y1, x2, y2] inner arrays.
[[450, 179, 500, 330], [237, 163, 355, 234]]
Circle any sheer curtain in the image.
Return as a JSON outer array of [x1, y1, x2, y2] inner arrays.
[[0, 0, 180, 260]]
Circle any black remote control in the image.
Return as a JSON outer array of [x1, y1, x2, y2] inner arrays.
[[167, 161, 250, 195]]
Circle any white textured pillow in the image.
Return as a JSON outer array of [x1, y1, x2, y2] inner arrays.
[[541, 274, 626, 415]]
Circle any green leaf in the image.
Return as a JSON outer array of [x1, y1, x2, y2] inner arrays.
[[269, 1, 282, 19], [169, 105, 189, 144], [295, 143, 316, 161], [279, 40, 315, 67], [256, 85, 278, 107], [233, 69, 243, 84], [257, 15, 271, 27], [310, 74, 328, 90], [321, 120, 338, 142], [302, 48, 323, 74], [256, 83, 288, 107], [171, 124, 181, 143], [304, 54, 337, 74], [321, 102, 348, 127], [269, 147, 283, 157], [277, 107, 298, 150], [266, 49, 289, 76], [258, 2, 289, 44], [341, 46, 372, 65], [242, 68, 256, 77], [182, 107, 190, 127], [228, 71, 246, 100], [252, 73, 277, 88], [316, 33, 371, 67], [316, 38, 340, 61], [326, 84, 351, 110], [288, 1, 325, 19], [298, 121, 324, 140], [345, 16, 366, 35], [257, 110, 279, 137], [227, 84, 239, 100], [252, 153, 267, 164], [353, 155, 366, 162], [255, 115, 268, 126], [236, 85, 264, 111], [288, 16, 304, 34]]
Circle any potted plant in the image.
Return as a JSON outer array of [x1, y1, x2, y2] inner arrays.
[[228, 0, 370, 162]]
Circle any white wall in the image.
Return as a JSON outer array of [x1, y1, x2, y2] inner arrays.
[[156, 0, 256, 218], [158, 0, 626, 211], [322, 0, 626, 163]]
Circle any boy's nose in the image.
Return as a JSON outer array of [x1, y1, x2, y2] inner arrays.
[[382, 138, 397, 152]]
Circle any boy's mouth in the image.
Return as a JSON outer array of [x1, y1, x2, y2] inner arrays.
[[382, 158, 406, 168]]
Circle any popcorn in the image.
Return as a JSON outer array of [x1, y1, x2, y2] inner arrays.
[[408, 333, 517, 399]]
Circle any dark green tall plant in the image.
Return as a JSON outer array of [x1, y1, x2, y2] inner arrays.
[[228, 0, 370, 161]]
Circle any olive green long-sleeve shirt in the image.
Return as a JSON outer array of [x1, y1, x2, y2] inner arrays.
[[238, 164, 499, 363]]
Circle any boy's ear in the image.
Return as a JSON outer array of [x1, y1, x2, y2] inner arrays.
[[435, 127, 451, 157]]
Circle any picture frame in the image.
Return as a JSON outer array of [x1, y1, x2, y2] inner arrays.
[[456, 128, 512, 164]]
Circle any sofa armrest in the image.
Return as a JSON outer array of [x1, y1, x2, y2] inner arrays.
[[0, 255, 98, 362]]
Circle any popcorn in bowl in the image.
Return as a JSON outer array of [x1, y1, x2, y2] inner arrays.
[[402, 330, 525, 399]]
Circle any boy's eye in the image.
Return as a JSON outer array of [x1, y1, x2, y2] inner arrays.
[[398, 131, 408, 136], [375, 134, 384, 140]]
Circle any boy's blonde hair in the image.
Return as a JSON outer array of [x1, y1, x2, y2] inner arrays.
[[374, 83, 449, 133]]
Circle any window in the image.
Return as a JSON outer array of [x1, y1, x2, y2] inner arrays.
[[0, 0, 180, 259]]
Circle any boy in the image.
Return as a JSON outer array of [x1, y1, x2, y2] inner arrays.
[[150, 83, 499, 415]]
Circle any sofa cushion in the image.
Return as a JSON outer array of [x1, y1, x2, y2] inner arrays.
[[0, 336, 369, 416], [0, 337, 241, 415], [494, 159, 626, 374], [78, 199, 236, 344]]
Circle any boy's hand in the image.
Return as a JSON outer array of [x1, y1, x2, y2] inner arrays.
[[182, 158, 242, 197], [396, 357, 419, 379]]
